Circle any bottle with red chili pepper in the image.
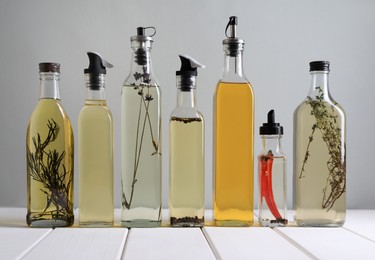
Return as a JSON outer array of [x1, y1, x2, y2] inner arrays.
[[258, 110, 288, 227]]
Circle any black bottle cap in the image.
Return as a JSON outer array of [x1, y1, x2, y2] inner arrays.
[[309, 61, 330, 72], [39, 62, 60, 73], [260, 109, 283, 135], [176, 55, 200, 76], [84, 52, 113, 89], [176, 55, 204, 91], [84, 52, 113, 75], [136, 26, 156, 37], [137, 27, 145, 36]]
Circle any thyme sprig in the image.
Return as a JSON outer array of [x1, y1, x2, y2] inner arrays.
[[122, 66, 160, 210], [299, 87, 346, 211], [27, 119, 73, 221]]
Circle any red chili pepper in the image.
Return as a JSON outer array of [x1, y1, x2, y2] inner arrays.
[[260, 157, 268, 199], [261, 151, 282, 220]]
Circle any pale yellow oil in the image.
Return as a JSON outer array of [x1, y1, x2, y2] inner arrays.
[[294, 100, 346, 226], [121, 85, 161, 227], [78, 100, 114, 226], [169, 117, 204, 227], [26, 99, 74, 227], [214, 82, 254, 226]]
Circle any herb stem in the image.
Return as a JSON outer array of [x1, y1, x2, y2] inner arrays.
[[122, 65, 160, 210], [299, 87, 346, 211], [299, 125, 316, 179], [27, 119, 72, 222]]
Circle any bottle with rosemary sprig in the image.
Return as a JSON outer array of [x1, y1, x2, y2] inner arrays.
[[121, 27, 161, 227], [26, 63, 74, 227], [294, 61, 346, 227]]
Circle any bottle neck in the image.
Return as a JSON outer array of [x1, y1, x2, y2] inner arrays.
[[176, 75, 196, 108], [221, 44, 246, 82], [39, 72, 60, 99], [131, 49, 151, 73], [127, 40, 154, 85], [85, 74, 106, 101], [176, 89, 196, 108], [261, 135, 283, 155], [308, 71, 330, 99]]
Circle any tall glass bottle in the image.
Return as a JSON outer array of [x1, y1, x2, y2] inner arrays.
[[79, 52, 114, 227], [258, 110, 287, 227], [294, 61, 346, 227], [214, 16, 254, 226], [121, 27, 161, 227], [170, 55, 205, 227], [26, 63, 74, 227]]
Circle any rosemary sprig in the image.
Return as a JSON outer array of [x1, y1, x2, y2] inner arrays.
[[299, 87, 346, 211], [122, 66, 160, 210], [27, 119, 73, 221]]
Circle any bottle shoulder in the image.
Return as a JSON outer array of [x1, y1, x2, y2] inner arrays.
[[294, 97, 346, 128], [220, 72, 251, 84], [79, 104, 113, 121], [216, 81, 253, 92], [123, 72, 160, 88], [27, 99, 73, 139], [121, 83, 161, 98], [294, 96, 345, 115], [215, 82, 254, 102], [30, 99, 71, 122], [170, 107, 204, 121]]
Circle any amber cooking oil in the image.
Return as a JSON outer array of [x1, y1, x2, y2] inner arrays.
[[214, 82, 254, 226]]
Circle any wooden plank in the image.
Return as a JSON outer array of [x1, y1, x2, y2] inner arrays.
[[344, 210, 375, 242], [23, 228, 128, 260], [123, 228, 215, 260], [203, 227, 310, 259], [0, 208, 51, 259], [276, 227, 375, 259], [0, 227, 51, 260], [1, 208, 375, 259]]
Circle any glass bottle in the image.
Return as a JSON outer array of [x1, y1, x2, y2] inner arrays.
[[258, 110, 287, 227], [26, 63, 74, 227], [169, 55, 205, 227], [294, 61, 346, 227], [79, 52, 114, 227], [121, 27, 161, 227], [214, 16, 254, 226]]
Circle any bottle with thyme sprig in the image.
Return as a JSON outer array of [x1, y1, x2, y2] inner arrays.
[[121, 27, 161, 227], [26, 63, 74, 227], [294, 61, 346, 227]]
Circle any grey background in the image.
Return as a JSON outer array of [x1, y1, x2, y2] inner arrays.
[[0, 0, 374, 209]]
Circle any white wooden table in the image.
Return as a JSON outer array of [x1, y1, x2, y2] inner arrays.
[[1, 208, 375, 259]]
